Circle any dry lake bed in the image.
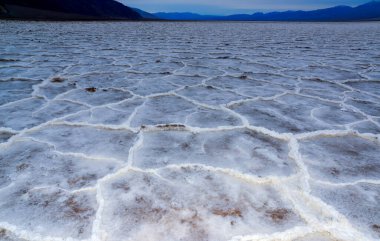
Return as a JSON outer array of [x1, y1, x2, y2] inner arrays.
[[0, 21, 379, 241]]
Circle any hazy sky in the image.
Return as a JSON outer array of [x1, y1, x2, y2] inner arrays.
[[120, 0, 371, 15]]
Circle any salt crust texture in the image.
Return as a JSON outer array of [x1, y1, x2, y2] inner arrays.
[[0, 21, 379, 241]]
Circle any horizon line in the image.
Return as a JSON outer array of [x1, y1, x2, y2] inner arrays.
[[126, 0, 379, 16]]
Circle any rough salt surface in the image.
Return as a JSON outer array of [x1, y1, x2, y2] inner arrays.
[[0, 21, 379, 241]]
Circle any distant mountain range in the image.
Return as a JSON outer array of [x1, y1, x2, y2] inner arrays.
[[155, 1, 380, 21], [0, 0, 379, 21], [0, 0, 142, 20]]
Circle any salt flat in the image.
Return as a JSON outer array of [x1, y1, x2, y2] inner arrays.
[[0, 21, 379, 241]]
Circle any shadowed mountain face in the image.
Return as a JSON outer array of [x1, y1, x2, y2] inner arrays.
[[0, 0, 142, 20], [132, 8, 159, 20], [155, 1, 380, 21]]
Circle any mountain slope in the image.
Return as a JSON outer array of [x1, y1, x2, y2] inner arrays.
[[155, 1, 380, 21], [0, 0, 142, 20], [132, 8, 159, 20]]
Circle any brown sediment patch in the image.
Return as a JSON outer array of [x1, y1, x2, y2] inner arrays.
[[156, 124, 186, 130], [181, 142, 191, 150], [65, 197, 91, 216], [0, 58, 17, 62], [51, 77, 65, 83], [212, 208, 243, 218], [330, 167, 340, 176], [372, 224, 380, 234], [85, 87, 97, 93], [67, 174, 97, 187], [16, 163, 29, 172], [0, 228, 6, 237], [309, 78, 324, 82], [266, 208, 290, 222], [178, 210, 208, 239], [239, 74, 248, 80], [112, 182, 131, 192], [182, 212, 200, 223]]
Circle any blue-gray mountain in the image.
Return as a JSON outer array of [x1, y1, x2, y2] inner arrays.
[[155, 1, 380, 21], [0, 0, 142, 20], [0, 0, 379, 21]]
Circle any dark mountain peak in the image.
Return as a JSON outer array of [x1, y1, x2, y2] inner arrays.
[[0, 0, 142, 20]]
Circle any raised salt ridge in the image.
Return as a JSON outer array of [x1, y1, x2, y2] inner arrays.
[[0, 21, 379, 241]]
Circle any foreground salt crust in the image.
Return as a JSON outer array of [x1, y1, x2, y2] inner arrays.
[[0, 21, 379, 241]]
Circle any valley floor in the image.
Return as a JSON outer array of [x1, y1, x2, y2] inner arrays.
[[0, 21, 379, 241]]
